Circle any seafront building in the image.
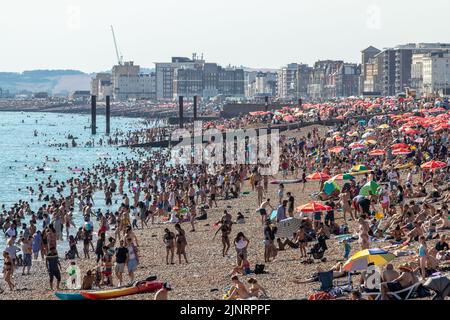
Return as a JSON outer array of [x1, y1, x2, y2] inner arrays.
[[156, 54, 245, 101], [361, 43, 450, 96]]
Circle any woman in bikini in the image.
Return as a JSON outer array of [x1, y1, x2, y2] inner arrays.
[[163, 228, 175, 265], [3, 251, 15, 291], [213, 223, 231, 257], [175, 223, 188, 264]]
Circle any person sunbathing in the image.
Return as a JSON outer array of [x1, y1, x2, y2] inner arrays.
[[247, 278, 268, 298], [292, 263, 347, 284], [380, 264, 419, 300], [226, 276, 250, 300], [436, 211, 450, 231], [405, 222, 424, 242], [231, 254, 251, 276]]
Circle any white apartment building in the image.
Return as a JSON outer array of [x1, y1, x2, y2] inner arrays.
[[111, 61, 155, 101], [412, 51, 450, 95], [277, 63, 298, 99]]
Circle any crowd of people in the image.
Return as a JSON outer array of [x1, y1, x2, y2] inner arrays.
[[1, 96, 450, 300]]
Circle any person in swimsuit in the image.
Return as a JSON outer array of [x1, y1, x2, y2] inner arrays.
[[214, 223, 231, 257], [248, 278, 267, 298], [163, 228, 175, 264], [175, 224, 188, 264], [234, 232, 250, 266], [2, 251, 15, 291], [418, 236, 428, 279]]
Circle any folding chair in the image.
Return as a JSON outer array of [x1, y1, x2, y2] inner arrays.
[[387, 282, 422, 300]]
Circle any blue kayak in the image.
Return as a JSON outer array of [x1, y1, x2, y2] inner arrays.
[[55, 292, 86, 300]]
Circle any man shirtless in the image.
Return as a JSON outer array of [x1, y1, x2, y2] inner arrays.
[[226, 276, 250, 300], [382, 264, 400, 282], [380, 264, 419, 300]]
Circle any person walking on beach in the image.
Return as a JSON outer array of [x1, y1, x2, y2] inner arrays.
[[125, 236, 139, 284], [114, 239, 128, 287], [46, 247, 61, 290], [175, 223, 188, 264], [214, 222, 231, 257]]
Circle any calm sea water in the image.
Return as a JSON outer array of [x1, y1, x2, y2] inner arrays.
[[0, 111, 151, 257]]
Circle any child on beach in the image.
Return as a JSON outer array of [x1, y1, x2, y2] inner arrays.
[[343, 239, 351, 260]]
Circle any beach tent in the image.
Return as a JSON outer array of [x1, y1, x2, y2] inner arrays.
[[359, 180, 379, 196], [276, 218, 302, 239]]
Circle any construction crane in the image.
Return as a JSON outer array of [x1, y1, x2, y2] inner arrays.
[[110, 25, 123, 65]]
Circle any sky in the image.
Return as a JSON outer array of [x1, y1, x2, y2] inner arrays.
[[1, 0, 449, 73]]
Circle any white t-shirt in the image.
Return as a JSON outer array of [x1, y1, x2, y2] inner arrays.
[[6, 227, 16, 238]]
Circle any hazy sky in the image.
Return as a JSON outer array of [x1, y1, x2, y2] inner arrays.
[[1, 0, 449, 73]]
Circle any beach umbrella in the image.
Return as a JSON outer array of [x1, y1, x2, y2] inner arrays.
[[392, 148, 411, 155], [296, 201, 332, 213], [421, 160, 447, 170], [349, 142, 366, 149], [378, 124, 390, 129], [331, 173, 355, 181], [347, 131, 359, 137], [351, 164, 369, 172], [362, 132, 375, 139], [369, 149, 387, 156], [404, 128, 419, 135], [307, 172, 331, 181], [329, 146, 345, 154], [276, 218, 302, 238], [359, 180, 379, 196], [343, 248, 396, 272], [323, 180, 341, 195], [364, 139, 377, 145], [335, 136, 344, 142], [391, 143, 409, 150], [414, 137, 424, 143]]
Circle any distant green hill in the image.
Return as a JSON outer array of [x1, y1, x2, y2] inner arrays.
[[0, 70, 92, 95]]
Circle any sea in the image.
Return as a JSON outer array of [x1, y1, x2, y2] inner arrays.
[[0, 111, 156, 260]]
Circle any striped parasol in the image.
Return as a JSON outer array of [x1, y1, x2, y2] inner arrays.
[[343, 248, 396, 271], [306, 172, 331, 181], [276, 218, 302, 239], [296, 201, 332, 213], [421, 160, 447, 170]]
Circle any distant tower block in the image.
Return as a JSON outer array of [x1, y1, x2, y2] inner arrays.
[[193, 95, 198, 120], [106, 95, 111, 135], [91, 95, 97, 135], [179, 96, 184, 128]]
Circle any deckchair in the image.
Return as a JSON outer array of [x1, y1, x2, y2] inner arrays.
[[386, 282, 422, 300], [315, 271, 353, 293], [362, 281, 422, 300]]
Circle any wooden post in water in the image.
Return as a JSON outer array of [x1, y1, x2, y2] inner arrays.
[[193, 95, 198, 120], [105, 95, 111, 135], [179, 96, 184, 128], [91, 95, 97, 135]]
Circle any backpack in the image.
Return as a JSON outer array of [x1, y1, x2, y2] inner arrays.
[[254, 264, 265, 274]]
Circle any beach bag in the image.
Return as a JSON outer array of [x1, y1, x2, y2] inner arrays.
[[254, 264, 265, 274]]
